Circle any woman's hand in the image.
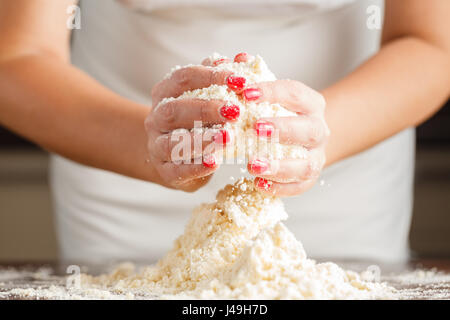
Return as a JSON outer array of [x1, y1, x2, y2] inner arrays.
[[145, 65, 239, 192], [245, 79, 329, 197]]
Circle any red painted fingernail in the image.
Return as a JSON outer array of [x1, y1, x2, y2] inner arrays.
[[202, 154, 216, 168], [249, 158, 269, 174], [214, 129, 231, 145], [255, 178, 273, 191], [243, 88, 262, 101], [220, 104, 240, 121], [226, 75, 246, 93], [234, 52, 249, 63], [254, 120, 274, 137], [212, 58, 230, 66]]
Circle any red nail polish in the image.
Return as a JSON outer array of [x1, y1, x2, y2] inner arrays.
[[214, 129, 231, 145], [234, 52, 248, 63], [243, 88, 262, 101], [202, 154, 216, 168], [220, 104, 240, 121], [254, 120, 274, 137], [250, 158, 269, 174], [212, 58, 229, 66], [226, 75, 246, 93], [256, 178, 273, 191]]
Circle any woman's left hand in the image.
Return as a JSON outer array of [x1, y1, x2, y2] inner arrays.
[[245, 79, 329, 197]]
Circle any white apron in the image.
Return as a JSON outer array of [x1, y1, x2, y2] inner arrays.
[[51, 0, 415, 264]]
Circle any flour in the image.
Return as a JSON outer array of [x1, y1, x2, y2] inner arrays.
[[79, 178, 394, 299], [0, 54, 397, 300], [81, 54, 392, 299], [158, 53, 308, 161]]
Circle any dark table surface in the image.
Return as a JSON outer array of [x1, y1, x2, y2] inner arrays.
[[0, 259, 449, 300]]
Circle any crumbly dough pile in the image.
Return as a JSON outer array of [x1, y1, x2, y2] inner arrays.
[[83, 179, 393, 299], [82, 54, 393, 299], [158, 53, 308, 161]]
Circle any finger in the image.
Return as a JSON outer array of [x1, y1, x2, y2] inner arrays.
[[254, 116, 328, 148], [254, 177, 317, 197], [201, 57, 231, 67], [152, 98, 240, 132], [248, 157, 321, 183], [202, 52, 253, 66], [242, 80, 326, 115], [152, 66, 233, 105], [155, 156, 219, 190], [149, 128, 230, 162], [233, 52, 252, 63], [176, 175, 214, 193]]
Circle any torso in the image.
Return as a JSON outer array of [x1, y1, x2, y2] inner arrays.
[[51, 0, 414, 264]]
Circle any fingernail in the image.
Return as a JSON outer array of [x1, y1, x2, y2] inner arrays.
[[249, 158, 269, 174], [234, 52, 249, 63], [202, 154, 216, 168], [254, 120, 274, 137], [220, 104, 240, 121], [214, 129, 231, 145], [226, 75, 246, 93], [243, 88, 262, 101], [212, 58, 230, 66], [255, 178, 273, 191]]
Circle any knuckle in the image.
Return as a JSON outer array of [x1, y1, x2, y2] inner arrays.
[[173, 68, 192, 87], [289, 81, 304, 98], [305, 162, 319, 179], [211, 70, 230, 85], [197, 99, 210, 121], [264, 84, 274, 101], [292, 80, 305, 93], [155, 101, 177, 130], [169, 129, 192, 161], [304, 155, 321, 179], [144, 115, 153, 132], [201, 57, 212, 66], [151, 82, 161, 99], [308, 120, 325, 146], [209, 70, 218, 84], [154, 134, 170, 159], [151, 84, 164, 105], [289, 87, 305, 107], [269, 160, 280, 175]]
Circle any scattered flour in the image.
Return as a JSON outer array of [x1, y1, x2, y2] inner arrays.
[[80, 179, 394, 299], [3, 54, 445, 300]]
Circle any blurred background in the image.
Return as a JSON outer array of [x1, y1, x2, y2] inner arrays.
[[0, 101, 449, 262]]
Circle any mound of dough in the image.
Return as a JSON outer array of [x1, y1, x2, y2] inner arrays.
[[158, 53, 309, 161], [83, 179, 393, 299], [82, 54, 393, 299]]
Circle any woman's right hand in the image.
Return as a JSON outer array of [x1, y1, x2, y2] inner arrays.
[[145, 64, 241, 192]]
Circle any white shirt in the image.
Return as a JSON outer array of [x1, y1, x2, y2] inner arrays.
[[51, 0, 415, 264]]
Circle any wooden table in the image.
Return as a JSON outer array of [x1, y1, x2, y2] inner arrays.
[[0, 259, 449, 300]]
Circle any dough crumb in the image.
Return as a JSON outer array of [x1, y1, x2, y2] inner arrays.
[[82, 179, 394, 299]]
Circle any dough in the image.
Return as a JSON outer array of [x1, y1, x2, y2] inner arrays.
[[157, 53, 309, 161], [83, 178, 393, 299], [82, 54, 393, 299]]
